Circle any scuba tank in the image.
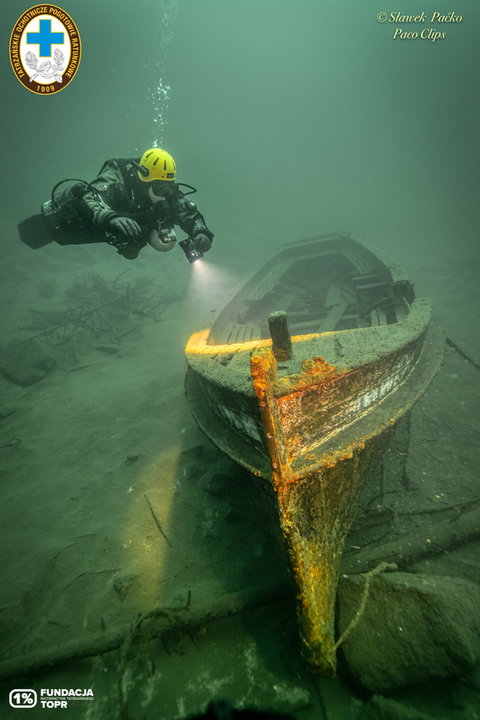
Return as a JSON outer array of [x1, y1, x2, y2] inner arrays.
[[18, 178, 107, 250], [40, 179, 106, 245]]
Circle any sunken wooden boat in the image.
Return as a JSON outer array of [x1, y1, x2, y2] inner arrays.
[[185, 233, 444, 675]]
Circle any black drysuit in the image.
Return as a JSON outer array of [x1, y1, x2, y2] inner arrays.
[[81, 157, 213, 259]]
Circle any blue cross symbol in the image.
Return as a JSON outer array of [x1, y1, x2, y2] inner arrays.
[[26, 19, 64, 57]]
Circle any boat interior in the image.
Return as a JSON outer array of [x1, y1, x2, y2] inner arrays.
[[209, 236, 414, 346]]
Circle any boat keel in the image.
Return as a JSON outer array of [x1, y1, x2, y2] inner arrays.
[[251, 346, 390, 675]]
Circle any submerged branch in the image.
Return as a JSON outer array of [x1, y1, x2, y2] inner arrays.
[[144, 494, 173, 547]]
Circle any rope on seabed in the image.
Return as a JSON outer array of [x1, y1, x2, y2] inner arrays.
[[334, 561, 398, 651], [446, 336, 480, 371]]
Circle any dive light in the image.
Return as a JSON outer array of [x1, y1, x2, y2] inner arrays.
[[179, 238, 203, 264]]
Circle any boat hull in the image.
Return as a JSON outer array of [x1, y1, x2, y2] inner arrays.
[[185, 236, 445, 673]]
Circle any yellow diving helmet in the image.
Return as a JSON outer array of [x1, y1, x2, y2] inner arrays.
[[137, 148, 176, 182]]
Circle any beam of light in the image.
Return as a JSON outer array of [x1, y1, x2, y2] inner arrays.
[[122, 441, 181, 610], [185, 260, 239, 318]]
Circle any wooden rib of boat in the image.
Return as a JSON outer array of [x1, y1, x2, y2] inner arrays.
[[184, 233, 444, 675]]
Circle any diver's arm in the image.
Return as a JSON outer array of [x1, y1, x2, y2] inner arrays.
[[173, 194, 214, 247], [82, 160, 125, 229]]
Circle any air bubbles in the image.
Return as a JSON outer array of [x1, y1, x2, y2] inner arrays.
[[150, 1, 178, 147]]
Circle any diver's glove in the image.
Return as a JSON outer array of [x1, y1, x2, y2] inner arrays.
[[108, 216, 142, 239], [193, 232, 212, 253]]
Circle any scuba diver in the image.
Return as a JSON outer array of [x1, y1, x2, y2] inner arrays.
[[18, 148, 214, 263]]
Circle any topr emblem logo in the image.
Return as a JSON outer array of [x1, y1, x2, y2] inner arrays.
[[9, 4, 81, 94]]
